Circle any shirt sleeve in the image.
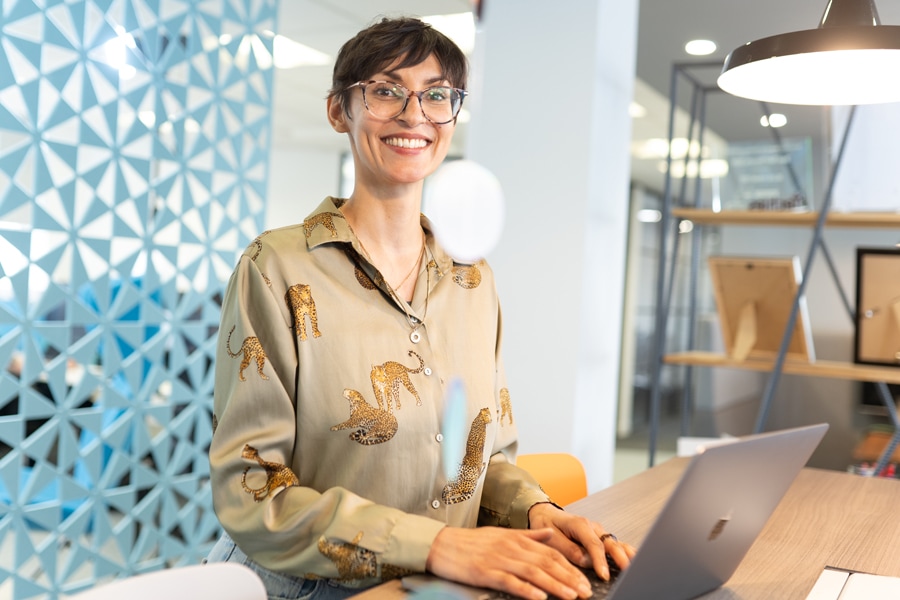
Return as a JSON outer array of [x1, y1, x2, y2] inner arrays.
[[209, 254, 446, 585]]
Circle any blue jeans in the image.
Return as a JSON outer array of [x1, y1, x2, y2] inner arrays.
[[205, 532, 360, 600]]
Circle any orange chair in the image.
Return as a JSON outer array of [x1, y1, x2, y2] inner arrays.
[[516, 453, 588, 506]]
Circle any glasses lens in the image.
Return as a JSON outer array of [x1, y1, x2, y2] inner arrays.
[[364, 82, 407, 118], [420, 87, 461, 123]]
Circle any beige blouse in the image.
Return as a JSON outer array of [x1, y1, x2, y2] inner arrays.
[[209, 197, 549, 588]]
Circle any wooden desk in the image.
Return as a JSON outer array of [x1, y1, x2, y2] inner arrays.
[[356, 458, 900, 599]]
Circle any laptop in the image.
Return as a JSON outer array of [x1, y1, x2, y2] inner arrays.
[[402, 423, 829, 600]]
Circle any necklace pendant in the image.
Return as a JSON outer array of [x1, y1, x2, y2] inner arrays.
[[410, 329, 422, 344]]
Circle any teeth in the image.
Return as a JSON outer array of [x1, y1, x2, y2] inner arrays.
[[384, 137, 427, 149]]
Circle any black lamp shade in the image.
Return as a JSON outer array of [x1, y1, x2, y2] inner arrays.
[[718, 0, 900, 105]]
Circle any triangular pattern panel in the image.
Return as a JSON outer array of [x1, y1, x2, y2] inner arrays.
[[0, 0, 274, 597]]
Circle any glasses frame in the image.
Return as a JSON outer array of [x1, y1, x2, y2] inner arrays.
[[346, 80, 468, 125]]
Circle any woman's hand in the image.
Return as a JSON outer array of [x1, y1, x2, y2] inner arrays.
[[527, 503, 637, 582], [426, 526, 596, 600]]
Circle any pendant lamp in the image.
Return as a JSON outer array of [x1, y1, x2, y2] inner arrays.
[[717, 0, 900, 105]]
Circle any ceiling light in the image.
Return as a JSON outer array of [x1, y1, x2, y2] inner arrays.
[[637, 209, 662, 223], [632, 138, 706, 160], [685, 39, 716, 56], [272, 34, 330, 68], [629, 102, 647, 118], [422, 12, 476, 54], [659, 159, 729, 179], [718, 0, 900, 105], [760, 113, 787, 127]]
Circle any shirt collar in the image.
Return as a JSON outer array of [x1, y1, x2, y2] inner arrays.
[[303, 197, 457, 276]]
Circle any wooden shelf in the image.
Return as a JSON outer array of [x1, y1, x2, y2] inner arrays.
[[671, 208, 900, 228], [663, 351, 900, 385]]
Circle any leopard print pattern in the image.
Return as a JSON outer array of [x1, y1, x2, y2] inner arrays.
[[370, 350, 425, 411], [248, 231, 272, 286], [317, 531, 377, 581], [249, 238, 263, 261], [330, 388, 398, 445], [285, 283, 322, 341], [225, 325, 269, 381], [247, 230, 271, 261], [240, 444, 299, 502], [452, 263, 482, 289], [427, 258, 443, 279], [303, 211, 344, 238], [442, 407, 492, 504], [380, 564, 417, 581], [354, 264, 378, 290], [499, 388, 514, 426]]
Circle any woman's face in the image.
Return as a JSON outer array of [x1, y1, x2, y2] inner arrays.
[[328, 54, 457, 193]]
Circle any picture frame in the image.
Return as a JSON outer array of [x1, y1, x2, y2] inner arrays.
[[708, 255, 815, 363], [854, 247, 900, 366]]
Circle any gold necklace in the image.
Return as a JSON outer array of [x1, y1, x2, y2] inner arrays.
[[350, 226, 430, 344], [387, 247, 431, 344], [354, 231, 424, 291], [392, 237, 426, 292]]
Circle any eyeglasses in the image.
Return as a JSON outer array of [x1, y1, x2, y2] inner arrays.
[[346, 80, 467, 125]]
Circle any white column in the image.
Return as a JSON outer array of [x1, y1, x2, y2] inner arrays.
[[466, 0, 638, 490]]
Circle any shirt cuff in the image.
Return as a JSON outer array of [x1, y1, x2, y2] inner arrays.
[[382, 512, 447, 572], [509, 488, 553, 530]]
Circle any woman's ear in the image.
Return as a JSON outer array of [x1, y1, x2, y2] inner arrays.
[[327, 96, 349, 133]]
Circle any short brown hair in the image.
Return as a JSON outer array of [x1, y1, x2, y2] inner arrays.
[[328, 16, 468, 113]]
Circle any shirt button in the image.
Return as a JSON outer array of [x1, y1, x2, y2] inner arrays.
[[424, 367, 433, 376], [435, 433, 443, 442], [431, 500, 441, 509]]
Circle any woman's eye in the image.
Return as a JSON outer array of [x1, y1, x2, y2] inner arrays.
[[424, 88, 450, 102], [373, 84, 404, 99]]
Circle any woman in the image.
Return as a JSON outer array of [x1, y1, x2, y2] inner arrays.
[[207, 16, 634, 600]]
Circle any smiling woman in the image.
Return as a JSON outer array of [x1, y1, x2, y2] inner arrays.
[[205, 15, 635, 600]]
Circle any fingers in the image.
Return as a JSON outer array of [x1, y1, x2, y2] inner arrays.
[[428, 527, 594, 600], [587, 523, 639, 577], [531, 507, 637, 583], [491, 528, 595, 600]]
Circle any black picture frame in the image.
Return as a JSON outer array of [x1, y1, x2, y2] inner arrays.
[[854, 246, 900, 366]]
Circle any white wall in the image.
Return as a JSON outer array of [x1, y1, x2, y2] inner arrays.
[[266, 147, 345, 231], [466, 0, 637, 491]]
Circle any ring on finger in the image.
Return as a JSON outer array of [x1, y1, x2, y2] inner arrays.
[[599, 533, 617, 543]]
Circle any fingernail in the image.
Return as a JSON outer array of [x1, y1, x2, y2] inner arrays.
[[532, 590, 548, 600], [579, 582, 593, 597]]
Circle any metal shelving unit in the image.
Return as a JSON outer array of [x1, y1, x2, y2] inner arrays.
[[646, 62, 900, 473]]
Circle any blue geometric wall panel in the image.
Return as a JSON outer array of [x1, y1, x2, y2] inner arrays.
[[0, 1, 275, 597]]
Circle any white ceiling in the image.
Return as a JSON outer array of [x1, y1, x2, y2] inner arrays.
[[270, 0, 900, 193]]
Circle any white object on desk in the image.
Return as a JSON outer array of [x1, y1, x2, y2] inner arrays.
[[65, 563, 266, 600], [806, 567, 900, 599]]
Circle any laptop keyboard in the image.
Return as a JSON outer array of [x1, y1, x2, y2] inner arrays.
[[484, 558, 622, 600]]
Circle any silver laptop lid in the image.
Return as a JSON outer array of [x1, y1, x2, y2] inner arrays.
[[402, 424, 828, 600], [608, 423, 828, 600]]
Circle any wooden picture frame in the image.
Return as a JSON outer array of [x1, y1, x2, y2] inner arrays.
[[854, 247, 900, 366], [708, 256, 815, 363]]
